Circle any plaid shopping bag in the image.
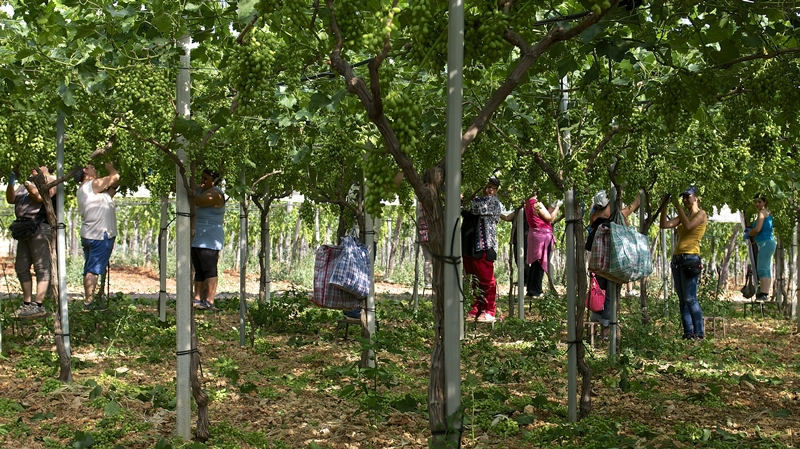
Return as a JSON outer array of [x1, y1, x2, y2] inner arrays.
[[329, 236, 370, 298], [607, 222, 653, 282], [588, 224, 611, 274], [312, 244, 362, 310]]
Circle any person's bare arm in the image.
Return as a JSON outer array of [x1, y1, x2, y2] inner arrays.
[[500, 210, 516, 222], [660, 198, 680, 229], [671, 197, 706, 230], [92, 162, 120, 194], [748, 211, 766, 237], [621, 193, 642, 219], [195, 188, 224, 208], [536, 201, 554, 223]]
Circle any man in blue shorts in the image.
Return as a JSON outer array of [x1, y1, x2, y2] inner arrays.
[[75, 162, 120, 311]]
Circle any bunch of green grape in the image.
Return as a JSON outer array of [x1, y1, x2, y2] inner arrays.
[[113, 65, 173, 137], [748, 118, 781, 161], [406, 0, 447, 70], [222, 28, 279, 117], [363, 146, 399, 218], [464, 3, 509, 67], [650, 74, 692, 135], [5, 112, 51, 156], [366, 6, 400, 55], [593, 81, 634, 132], [331, 0, 368, 49], [384, 90, 421, 157], [747, 60, 783, 110], [257, 0, 308, 34]]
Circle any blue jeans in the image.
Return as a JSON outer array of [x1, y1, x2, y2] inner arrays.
[[671, 254, 704, 338]]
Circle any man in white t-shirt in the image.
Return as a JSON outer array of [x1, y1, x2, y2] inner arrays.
[[75, 162, 119, 311]]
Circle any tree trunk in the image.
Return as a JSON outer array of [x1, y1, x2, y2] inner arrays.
[[255, 194, 272, 303], [69, 208, 79, 258], [190, 314, 210, 441], [387, 214, 403, 277], [291, 207, 302, 265], [37, 185, 71, 382], [717, 225, 740, 293], [143, 229, 153, 268], [131, 217, 139, 259], [419, 181, 448, 442], [572, 200, 592, 420]]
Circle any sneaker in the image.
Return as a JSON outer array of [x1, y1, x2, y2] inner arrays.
[[14, 303, 33, 317], [83, 301, 107, 312], [467, 312, 478, 320], [477, 313, 496, 323], [193, 300, 215, 310], [530, 293, 544, 299], [755, 293, 769, 301], [24, 303, 47, 318]]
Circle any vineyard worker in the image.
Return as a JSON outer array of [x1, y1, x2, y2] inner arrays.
[[660, 185, 707, 340], [76, 162, 120, 311], [524, 187, 562, 299], [191, 168, 225, 310], [464, 176, 514, 323], [6, 166, 56, 318], [586, 190, 640, 337], [744, 193, 775, 301]]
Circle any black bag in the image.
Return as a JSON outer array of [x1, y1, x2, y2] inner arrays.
[[740, 270, 756, 299], [10, 218, 40, 241]]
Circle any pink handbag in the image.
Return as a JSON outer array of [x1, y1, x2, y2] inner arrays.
[[585, 273, 606, 313]]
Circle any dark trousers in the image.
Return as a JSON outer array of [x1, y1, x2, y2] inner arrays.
[[526, 261, 544, 296]]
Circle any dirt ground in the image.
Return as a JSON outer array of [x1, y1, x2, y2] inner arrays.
[[2, 256, 800, 448]]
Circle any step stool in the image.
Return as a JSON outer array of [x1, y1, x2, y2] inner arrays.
[[335, 317, 361, 341], [703, 316, 726, 339], [743, 300, 777, 319]]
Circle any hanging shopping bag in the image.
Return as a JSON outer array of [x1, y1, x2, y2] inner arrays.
[[588, 224, 612, 274], [311, 244, 361, 310], [585, 273, 606, 313], [606, 222, 653, 283], [329, 235, 371, 298]]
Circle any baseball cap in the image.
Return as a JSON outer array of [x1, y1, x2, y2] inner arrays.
[[73, 167, 85, 184], [680, 185, 698, 197], [593, 190, 609, 208], [488, 176, 500, 188]]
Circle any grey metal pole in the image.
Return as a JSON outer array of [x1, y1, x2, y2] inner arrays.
[[444, 0, 464, 436], [263, 187, 271, 303], [239, 170, 248, 347], [412, 198, 420, 311], [608, 187, 618, 358], [662, 227, 668, 318], [56, 113, 71, 367], [365, 209, 376, 368], [565, 188, 577, 423], [159, 197, 168, 322], [794, 222, 799, 326], [517, 210, 525, 319], [175, 36, 192, 441], [559, 75, 577, 423]]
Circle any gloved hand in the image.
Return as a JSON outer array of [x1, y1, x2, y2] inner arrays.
[[742, 228, 751, 240], [8, 172, 15, 186], [554, 199, 564, 208]]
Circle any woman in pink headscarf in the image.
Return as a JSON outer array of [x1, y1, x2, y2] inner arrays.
[[524, 189, 562, 298]]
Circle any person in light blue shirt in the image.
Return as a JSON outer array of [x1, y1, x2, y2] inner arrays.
[[744, 193, 775, 301], [192, 169, 225, 310]]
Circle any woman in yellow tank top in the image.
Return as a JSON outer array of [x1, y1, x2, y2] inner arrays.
[[660, 186, 708, 340]]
